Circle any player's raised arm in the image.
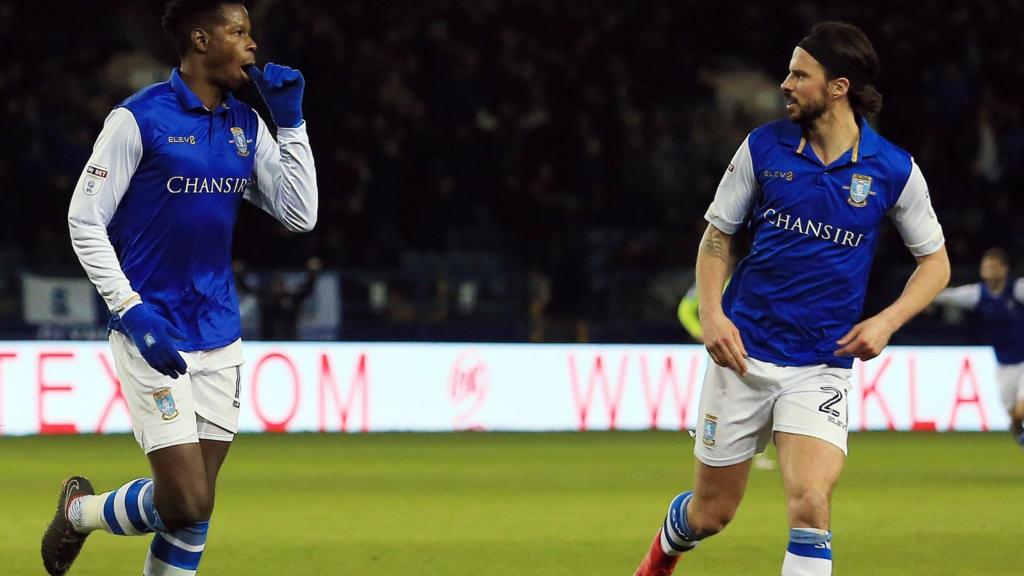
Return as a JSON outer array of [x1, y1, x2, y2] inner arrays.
[[836, 160, 950, 360], [246, 63, 318, 232]]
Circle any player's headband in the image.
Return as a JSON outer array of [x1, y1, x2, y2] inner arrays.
[[797, 35, 873, 88]]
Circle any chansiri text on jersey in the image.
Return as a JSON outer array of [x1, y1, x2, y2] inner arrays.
[[165, 176, 251, 194], [763, 208, 865, 248]]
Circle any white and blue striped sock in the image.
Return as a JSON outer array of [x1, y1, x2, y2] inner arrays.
[[70, 478, 165, 535], [144, 522, 209, 576], [660, 491, 699, 556], [103, 478, 164, 535], [67, 478, 209, 575], [781, 527, 832, 575]]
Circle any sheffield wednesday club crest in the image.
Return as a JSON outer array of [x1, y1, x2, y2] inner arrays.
[[848, 174, 873, 207]]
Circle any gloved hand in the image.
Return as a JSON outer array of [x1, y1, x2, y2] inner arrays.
[[245, 63, 305, 128], [119, 303, 188, 379]]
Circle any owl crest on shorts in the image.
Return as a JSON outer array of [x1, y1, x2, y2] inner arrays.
[[153, 388, 180, 421], [702, 414, 718, 447]]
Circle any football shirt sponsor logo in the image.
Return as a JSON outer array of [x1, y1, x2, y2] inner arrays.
[[762, 208, 865, 248], [763, 169, 795, 182], [166, 176, 250, 194]]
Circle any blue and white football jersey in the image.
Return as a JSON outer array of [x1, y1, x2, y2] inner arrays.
[[705, 117, 944, 368], [935, 279, 1024, 365], [69, 69, 317, 351]]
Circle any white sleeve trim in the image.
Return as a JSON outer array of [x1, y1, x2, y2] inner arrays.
[[67, 108, 143, 312], [888, 159, 945, 257], [1014, 279, 1024, 302], [933, 283, 981, 309], [245, 115, 318, 232], [704, 136, 758, 234]]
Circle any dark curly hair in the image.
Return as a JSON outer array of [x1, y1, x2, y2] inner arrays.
[[161, 0, 246, 56]]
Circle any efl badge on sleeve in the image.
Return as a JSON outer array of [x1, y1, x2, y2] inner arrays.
[[702, 414, 718, 447], [848, 174, 873, 207], [153, 388, 180, 421], [83, 164, 108, 196], [230, 127, 249, 157]]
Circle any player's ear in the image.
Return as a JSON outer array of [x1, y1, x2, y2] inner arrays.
[[191, 27, 210, 54], [830, 77, 850, 99]]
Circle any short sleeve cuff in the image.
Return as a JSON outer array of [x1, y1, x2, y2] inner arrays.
[[905, 228, 945, 257], [704, 207, 742, 235]]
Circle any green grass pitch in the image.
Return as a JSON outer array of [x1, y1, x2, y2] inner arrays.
[[2, 431, 1021, 575]]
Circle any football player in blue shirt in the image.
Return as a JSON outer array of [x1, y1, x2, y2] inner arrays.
[[635, 22, 949, 576], [934, 248, 1024, 447], [42, 2, 317, 575]]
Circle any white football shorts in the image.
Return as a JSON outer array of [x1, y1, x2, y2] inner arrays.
[[109, 331, 244, 454], [996, 362, 1024, 413], [693, 356, 853, 467]]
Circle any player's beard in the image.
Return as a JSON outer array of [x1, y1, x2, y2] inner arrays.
[[790, 89, 829, 127]]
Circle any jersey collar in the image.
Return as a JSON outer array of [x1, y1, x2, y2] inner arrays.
[[170, 68, 237, 114], [780, 114, 880, 163]]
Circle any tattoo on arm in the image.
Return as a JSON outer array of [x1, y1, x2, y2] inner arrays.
[[699, 226, 731, 264]]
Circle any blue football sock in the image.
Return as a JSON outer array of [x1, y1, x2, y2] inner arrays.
[[85, 478, 165, 535], [661, 491, 699, 556], [781, 527, 832, 575], [145, 521, 209, 575]]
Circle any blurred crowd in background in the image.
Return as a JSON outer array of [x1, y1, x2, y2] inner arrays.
[[1, 0, 1022, 343]]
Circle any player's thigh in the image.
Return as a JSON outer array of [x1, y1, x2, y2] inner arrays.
[[772, 364, 852, 456], [110, 331, 200, 453], [147, 442, 212, 524], [199, 438, 232, 491], [774, 431, 844, 527], [693, 358, 778, 467]]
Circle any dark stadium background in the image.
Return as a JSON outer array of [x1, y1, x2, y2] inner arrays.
[[1, 0, 1021, 344]]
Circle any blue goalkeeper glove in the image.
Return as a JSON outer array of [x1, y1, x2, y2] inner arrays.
[[245, 63, 305, 128], [119, 303, 188, 379]]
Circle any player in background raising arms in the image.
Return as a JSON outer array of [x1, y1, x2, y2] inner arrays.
[[934, 248, 1024, 448], [41, 1, 317, 575], [634, 21, 949, 576]]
